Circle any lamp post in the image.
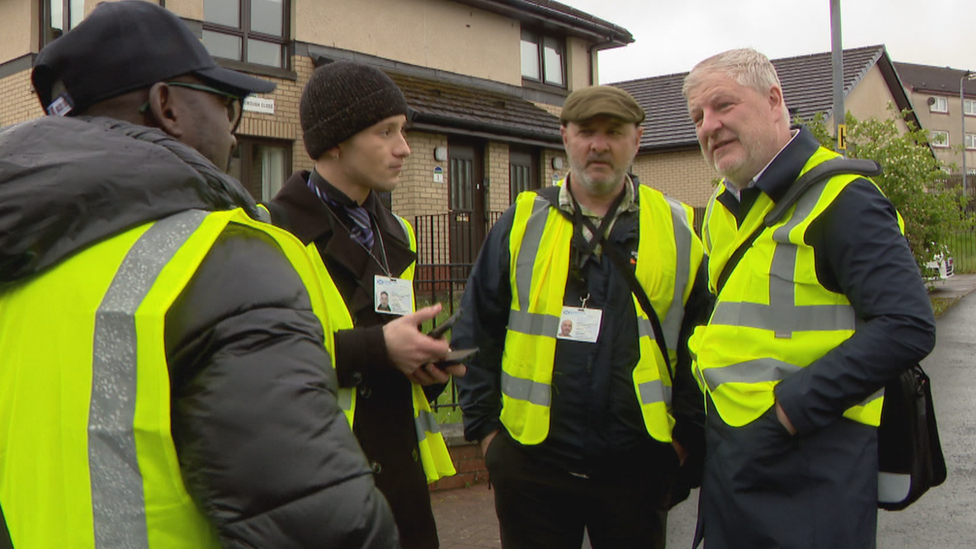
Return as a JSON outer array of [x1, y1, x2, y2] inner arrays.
[[962, 71, 976, 201], [830, 0, 845, 156]]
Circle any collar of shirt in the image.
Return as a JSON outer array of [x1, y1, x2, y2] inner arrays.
[[308, 168, 382, 219], [722, 129, 800, 202], [556, 173, 639, 260], [557, 173, 639, 220]]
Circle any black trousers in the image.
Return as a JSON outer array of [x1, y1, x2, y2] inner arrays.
[[485, 434, 674, 549]]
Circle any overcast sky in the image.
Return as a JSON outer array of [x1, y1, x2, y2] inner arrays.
[[561, 0, 976, 84]]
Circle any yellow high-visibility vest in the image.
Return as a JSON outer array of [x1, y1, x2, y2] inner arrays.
[[0, 208, 336, 548], [331, 214, 455, 483], [500, 181, 703, 444], [690, 147, 902, 427]]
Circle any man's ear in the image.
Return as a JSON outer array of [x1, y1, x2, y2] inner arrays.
[[324, 145, 342, 161], [145, 82, 184, 139], [768, 86, 785, 116]]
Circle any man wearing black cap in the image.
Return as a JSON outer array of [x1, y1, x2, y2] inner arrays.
[[0, 2, 398, 547], [267, 61, 462, 549], [452, 85, 712, 548]]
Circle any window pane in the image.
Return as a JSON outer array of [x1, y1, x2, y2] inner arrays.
[[966, 134, 976, 149], [520, 36, 540, 80], [69, 0, 84, 28], [251, 0, 283, 36], [50, 0, 63, 32], [204, 0, 240, 28], [203, 30, 243, 61], [257, 145, 287, 201], [543, 37, 564, 86], [965, 100, 976, 116], [931, 131, 949, 147], [247, 39, 284, 68]]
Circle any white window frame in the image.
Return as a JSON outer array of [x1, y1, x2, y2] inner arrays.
[[202, 0, 289, 69], [929, 96, 949, 113], [520, 28, 566, 88], [965, 133, 976, 150], [930, 130, 950, 148], [964, 99, 976, 116]]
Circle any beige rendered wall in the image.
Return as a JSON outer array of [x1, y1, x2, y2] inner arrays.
[[843, 65, 909, 133], [163, 0, 202, 20], [632, 149, 717, 208], [296, 0, 521, 86], [0, 2, 33, 62], [565, 36, 591, 90]]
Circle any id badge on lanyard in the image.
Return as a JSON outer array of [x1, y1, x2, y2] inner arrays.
[[557, 297, 602, 343], [374, 275, 414, 315]]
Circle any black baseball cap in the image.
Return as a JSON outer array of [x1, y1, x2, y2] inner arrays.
[[32, 0, 275, 116]]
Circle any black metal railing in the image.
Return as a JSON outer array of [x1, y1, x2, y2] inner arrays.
[[414, 211, 503, 413]]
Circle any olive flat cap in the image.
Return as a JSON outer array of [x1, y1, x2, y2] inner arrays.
[[559, 85, 645, 125]]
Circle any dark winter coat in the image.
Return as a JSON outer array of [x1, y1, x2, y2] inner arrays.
[[270, 170, 440, 549], [0, 116, 399, 548]]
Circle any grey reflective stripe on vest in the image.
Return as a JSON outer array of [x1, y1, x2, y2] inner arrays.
[[338, 388, 353, 413], [701, 357, 801, 391], [638, 380, 672, 407], [702, 358, 883, 406], [709, 179, 855, 337], [90, 209, 208, 548], [501, 370, 551, 407], [661, 197, 692, 350], [512, 196, 551, 318], [508, 308, 561, 337], [414, 409, 442, 443]]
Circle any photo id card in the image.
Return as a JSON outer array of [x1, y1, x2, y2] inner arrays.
[[557, 306, 602, 343], [374, 275, 414, 315]]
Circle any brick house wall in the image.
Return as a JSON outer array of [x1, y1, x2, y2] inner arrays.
[[0, 69, 43, 127], [632, 149, 718, 208]]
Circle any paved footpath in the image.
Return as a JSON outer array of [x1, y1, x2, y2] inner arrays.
[[432, 274, 976, 548]]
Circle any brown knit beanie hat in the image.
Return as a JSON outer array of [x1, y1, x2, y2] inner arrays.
[[300, 61, 409, 160]]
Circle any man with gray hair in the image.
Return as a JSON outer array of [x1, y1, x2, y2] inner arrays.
[[683, 48, 935, 548]]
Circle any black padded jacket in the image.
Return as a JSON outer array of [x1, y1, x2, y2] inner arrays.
[[0, 116, 399, 548]]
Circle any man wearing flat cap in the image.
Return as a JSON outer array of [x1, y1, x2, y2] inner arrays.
[[452, 85, 711, 548], [267, 60, 463, 549], [0, 2, 398, 547]]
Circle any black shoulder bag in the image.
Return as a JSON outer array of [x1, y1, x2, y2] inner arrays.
[[712, 158, 945, 510]]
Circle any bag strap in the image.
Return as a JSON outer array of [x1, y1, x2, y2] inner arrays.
[[715, 157, 881, 295], [535, 184, 674, 383]]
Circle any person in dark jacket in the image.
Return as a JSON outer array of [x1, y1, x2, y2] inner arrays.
[[268, 61, 463, 549], [683, 48, 937, 549], [0, 2, 398, 547], [451, 86, 712, 549]]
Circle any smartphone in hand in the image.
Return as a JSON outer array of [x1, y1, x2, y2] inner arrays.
[[427, 307, 462, 339], [433, 347, 479, 370]]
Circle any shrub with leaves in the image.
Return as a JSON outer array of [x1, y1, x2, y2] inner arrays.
[[798, 108, 972, 271]]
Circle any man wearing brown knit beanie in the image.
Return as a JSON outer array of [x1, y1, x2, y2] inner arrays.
[[268, 60, 465, 549]]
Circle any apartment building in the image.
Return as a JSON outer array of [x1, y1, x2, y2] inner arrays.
[[0, 0, 633, 265], [894, 61, 976, 179]]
